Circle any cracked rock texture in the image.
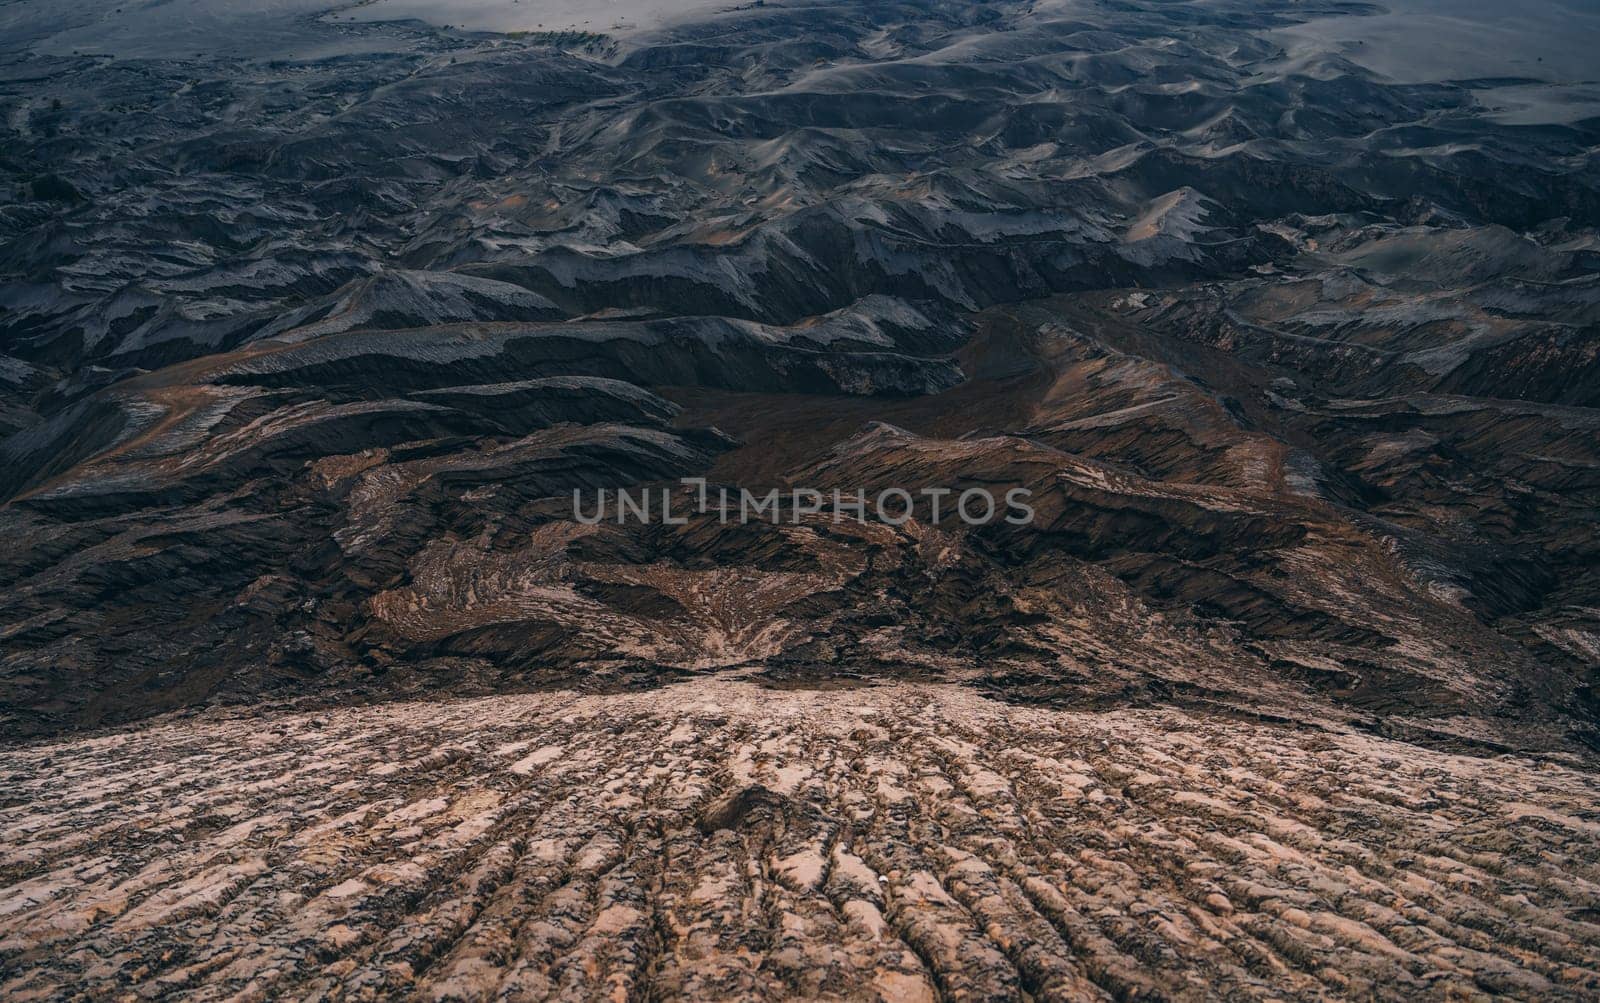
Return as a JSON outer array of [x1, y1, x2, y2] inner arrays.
[[3, 681, 1599, 1001]]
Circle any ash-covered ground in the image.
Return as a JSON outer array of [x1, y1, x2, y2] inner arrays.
[[1, 0, 1599, 995]]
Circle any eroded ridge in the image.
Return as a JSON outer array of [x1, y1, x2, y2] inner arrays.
[[2, 682, 1598, 1001]]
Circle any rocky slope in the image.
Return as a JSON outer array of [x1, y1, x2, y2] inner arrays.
[[2, 682, 1598, 1000]]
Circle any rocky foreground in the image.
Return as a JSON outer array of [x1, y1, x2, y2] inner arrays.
[[2, 681, 1598, 1001]]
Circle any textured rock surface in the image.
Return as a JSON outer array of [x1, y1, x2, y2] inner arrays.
[[2, 681, 1598, 1001]]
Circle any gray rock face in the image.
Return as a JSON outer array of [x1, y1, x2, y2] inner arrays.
[[1, 0, 1595, 749]]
